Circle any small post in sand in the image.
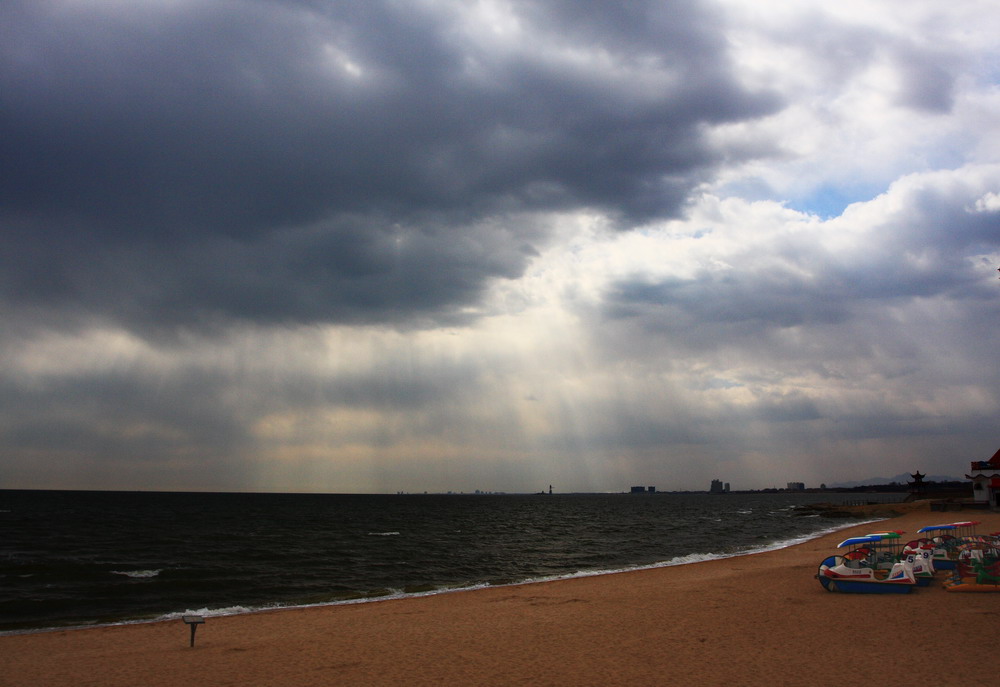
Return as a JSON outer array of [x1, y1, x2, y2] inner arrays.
[[182, 615, 205, 647]]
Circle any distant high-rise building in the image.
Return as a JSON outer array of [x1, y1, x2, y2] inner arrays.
[[786, 482, 805, 491], [710, 479, 724, 493]]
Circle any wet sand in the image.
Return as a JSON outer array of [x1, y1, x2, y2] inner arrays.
[[2, 504, 998, 687]]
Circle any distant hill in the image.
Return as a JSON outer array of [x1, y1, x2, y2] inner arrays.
[[828, 473, 965, 488]]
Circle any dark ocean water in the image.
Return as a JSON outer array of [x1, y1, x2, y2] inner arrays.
[[0, 490, 888, 633]]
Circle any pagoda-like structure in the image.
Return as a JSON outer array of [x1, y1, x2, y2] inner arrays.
[[966, 447, 1000, 508], [908, 470, 927, 498]]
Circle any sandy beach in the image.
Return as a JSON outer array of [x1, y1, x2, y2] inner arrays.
[[3, 503, 998, 687]]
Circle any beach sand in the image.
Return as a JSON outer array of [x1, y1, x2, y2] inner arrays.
[[3, 503, 998, 687]]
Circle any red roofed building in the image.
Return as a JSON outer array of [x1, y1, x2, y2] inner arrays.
[[967, 447, 1000, 508]]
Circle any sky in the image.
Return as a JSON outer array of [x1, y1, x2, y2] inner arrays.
[[2, 0, 999, 494]]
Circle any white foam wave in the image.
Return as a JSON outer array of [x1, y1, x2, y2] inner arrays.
[[111, 569, 161, 579], [156, 606, 255, 621], [367, 531, 400, 536], [0, 605, 256, 638]]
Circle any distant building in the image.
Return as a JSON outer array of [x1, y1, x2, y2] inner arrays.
[[786, 482, 805, 491], [710, 479, 729, 494], [630, 486, 646, 494], [647, 486, 656, 493], [967, 448, 1000, 508]]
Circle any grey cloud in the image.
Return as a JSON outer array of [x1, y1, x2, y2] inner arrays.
[[0, 305, 499, 460], [892, 47, 957, 113], [745, 9, 962, 116], [604, 270, 850, 332], [1, 0, 780, 333], [0, 368, 248, 460]]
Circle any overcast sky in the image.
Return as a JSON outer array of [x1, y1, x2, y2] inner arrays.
[[2, 0, 998, 493]]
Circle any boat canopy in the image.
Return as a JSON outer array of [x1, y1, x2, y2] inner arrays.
[[838, 535, 882, 548], [917, 525, 956, 533]]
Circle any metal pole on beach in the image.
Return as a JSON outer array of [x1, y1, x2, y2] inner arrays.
[[182, 615, 205, 647]]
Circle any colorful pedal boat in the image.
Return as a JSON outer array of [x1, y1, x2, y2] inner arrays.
[[944, 580, 1000, 592], [816, 554, 916, 594]]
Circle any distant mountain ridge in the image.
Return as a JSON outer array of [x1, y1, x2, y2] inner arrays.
[[829, 473, 964, 488]]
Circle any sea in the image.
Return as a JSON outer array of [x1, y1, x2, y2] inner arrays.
[[0, 490, 894, 635]]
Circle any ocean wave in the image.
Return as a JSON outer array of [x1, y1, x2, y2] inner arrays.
[[110, 569, 161, 579], [367, 532, 400, 536]]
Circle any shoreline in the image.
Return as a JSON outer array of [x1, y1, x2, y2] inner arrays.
[[3, 503, 998, 686]]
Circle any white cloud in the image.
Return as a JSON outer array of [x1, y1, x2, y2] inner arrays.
[[974, 191, 1000, 212], [710, 0, 1000, 215]]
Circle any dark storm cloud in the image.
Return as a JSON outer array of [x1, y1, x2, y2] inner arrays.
[[0, 365, 247, 460], [1, 0, 779, 332], [0, 214, 536, 332]]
